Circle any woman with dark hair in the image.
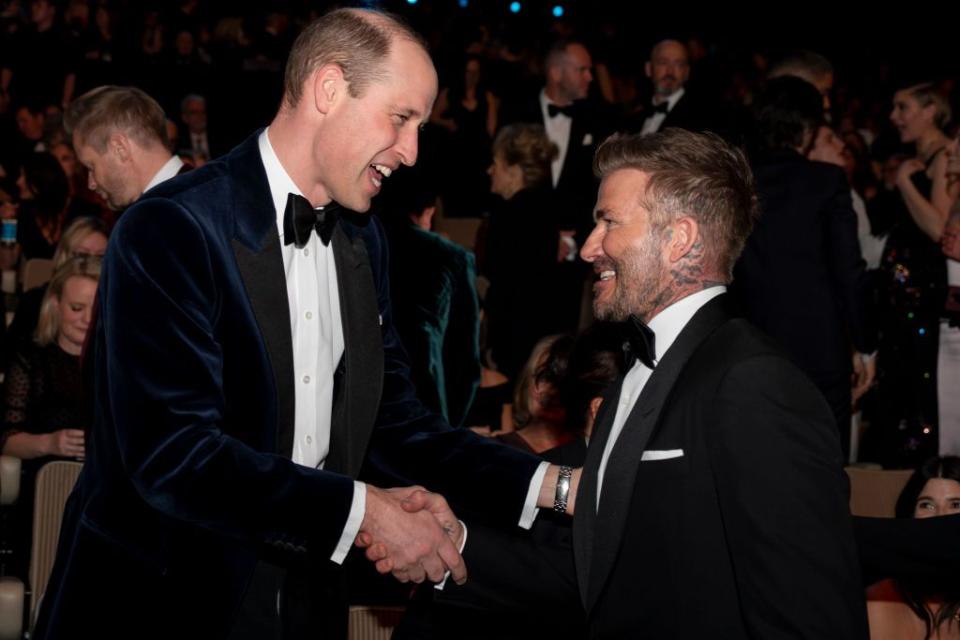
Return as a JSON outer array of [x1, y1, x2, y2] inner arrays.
[[15, 152, 99, 260], [431, 54, 499, 217], [481, 123, 567, 380], [495, 333, 573, 454], [867, 456, 960, 639], [870, 82, 959, 465]]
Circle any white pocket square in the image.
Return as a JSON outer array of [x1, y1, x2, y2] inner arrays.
[[641, 449, 684, 461], [582, 133, 593, 145]]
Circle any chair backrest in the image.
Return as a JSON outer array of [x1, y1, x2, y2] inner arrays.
[[348, 606, 404, 640], [20, 259, 54, 293], [28, 461, 82, 625], [846, 467, 914, 518]]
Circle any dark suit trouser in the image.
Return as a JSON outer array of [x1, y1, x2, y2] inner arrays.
[[229, 561, 348, 640]]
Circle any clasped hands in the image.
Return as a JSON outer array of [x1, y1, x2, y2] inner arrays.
[[355, 485, 466, 585], [355, 465, 581, 586]]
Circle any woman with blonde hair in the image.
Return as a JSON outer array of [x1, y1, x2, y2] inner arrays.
[[481, 123, 572, 380], [6, 217, 108, 351], [0, 256, 100, 576], [872, 82, 959, 465]]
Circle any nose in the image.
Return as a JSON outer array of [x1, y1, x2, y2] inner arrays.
[[580, 222, 604, 264], [396, 127, 419, 167], [87, 172, 98, 191]]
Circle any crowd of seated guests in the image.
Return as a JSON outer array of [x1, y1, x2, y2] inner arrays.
[[0, 255, 100, 577]]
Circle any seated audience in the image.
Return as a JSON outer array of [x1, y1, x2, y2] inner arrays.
[[0, 256, 101, 576]]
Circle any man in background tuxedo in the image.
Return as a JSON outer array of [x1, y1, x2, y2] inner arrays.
[[637, 39, 714, 136], [66, 86, 187, 210], [36, 9, 568, 639]]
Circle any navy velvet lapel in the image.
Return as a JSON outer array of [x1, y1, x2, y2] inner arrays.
[[574, 294, 732, 611], [325, 223, 384, 477], [227, 132, 296, 458]]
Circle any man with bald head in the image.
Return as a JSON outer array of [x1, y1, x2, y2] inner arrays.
[[35, 9, 564, 639], [639, 39, 713, 136]]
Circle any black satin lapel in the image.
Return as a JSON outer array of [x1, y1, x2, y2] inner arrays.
[[584, 295, 732, 611], [326, 224, 384, 477], [232, 228, 295, 457], [572, 375, 624, 608]]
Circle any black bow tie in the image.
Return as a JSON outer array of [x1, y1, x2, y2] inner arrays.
[[650, 101, 670, 114], [624, 314, 657, 369], [548, 103, 575, 118], [283, 193, 340, 248]]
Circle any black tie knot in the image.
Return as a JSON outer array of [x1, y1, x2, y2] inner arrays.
[[623, 314, 657, 369], [651, 101, 670, 115], [548, 103, 576, 118], [283, 193, 341, 248]]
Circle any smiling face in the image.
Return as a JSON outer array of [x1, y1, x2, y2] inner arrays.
[[312, 37, 437, 213], [890, 90, 937, 144], [913, 478, 960, 518], [580, 168, 669, 321]]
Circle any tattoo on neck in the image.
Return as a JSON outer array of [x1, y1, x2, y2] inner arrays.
[[645, 240, 725, 320]]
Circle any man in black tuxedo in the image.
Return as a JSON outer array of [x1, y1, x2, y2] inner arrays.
[[732, 76, 875, 458], [637, 39, 712, 136], [501, 40, 611, 238], [36, 10, 568, 640], [436, 128, 868, 638]]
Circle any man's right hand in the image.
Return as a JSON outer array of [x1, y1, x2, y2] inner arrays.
[[356, 485, 466, 585]]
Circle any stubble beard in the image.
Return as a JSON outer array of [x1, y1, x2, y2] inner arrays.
[[593, 231, 668, 323]]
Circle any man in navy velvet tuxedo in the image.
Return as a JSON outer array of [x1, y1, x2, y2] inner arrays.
[[35, 9, 573, 640]]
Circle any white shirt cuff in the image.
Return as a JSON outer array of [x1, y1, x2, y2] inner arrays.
[[434, 520, 468, 590], [519, 461, 551, 529], [330, 480, 366, 564]]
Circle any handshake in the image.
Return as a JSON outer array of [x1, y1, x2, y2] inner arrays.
[[355, 486, 466, 585], [354, 466, 580, 586]]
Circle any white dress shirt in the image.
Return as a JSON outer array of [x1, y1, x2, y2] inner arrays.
[[143, 155, 184, 193], [540, 89, 572, 187], [640, 87, 685, 136], [258, 129, 361, 564], [596, 286, 725, 506]]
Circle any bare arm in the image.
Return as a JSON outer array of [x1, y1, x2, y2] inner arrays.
[[897, 155, 952, 241]]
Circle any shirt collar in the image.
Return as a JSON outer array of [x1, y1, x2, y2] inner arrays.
[[653, 87, 685, 113], [143, 155, 184, 193], [647, 285, 724, 364], [259, 128, 315, 242]]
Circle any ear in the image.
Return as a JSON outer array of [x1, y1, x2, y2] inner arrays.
[[109, 132, 131, 163], [311, 63, 346, 115], [664, 216, 699, 263], [644, 61, 652, 79]]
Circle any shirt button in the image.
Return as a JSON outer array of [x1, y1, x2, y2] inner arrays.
[[303, 248, 310, 257], [305, 435, 312, 445], [305, 311, 312, 320], [302, 375, 310, 384]]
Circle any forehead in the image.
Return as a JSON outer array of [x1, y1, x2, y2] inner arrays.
[[565, 44, 592, 67], [893, 90, 918, 106], [371, 38, 438, 111], [921, 478, 960, 497], [652, 42, 688, 63], [596, 168, 649, 218]]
